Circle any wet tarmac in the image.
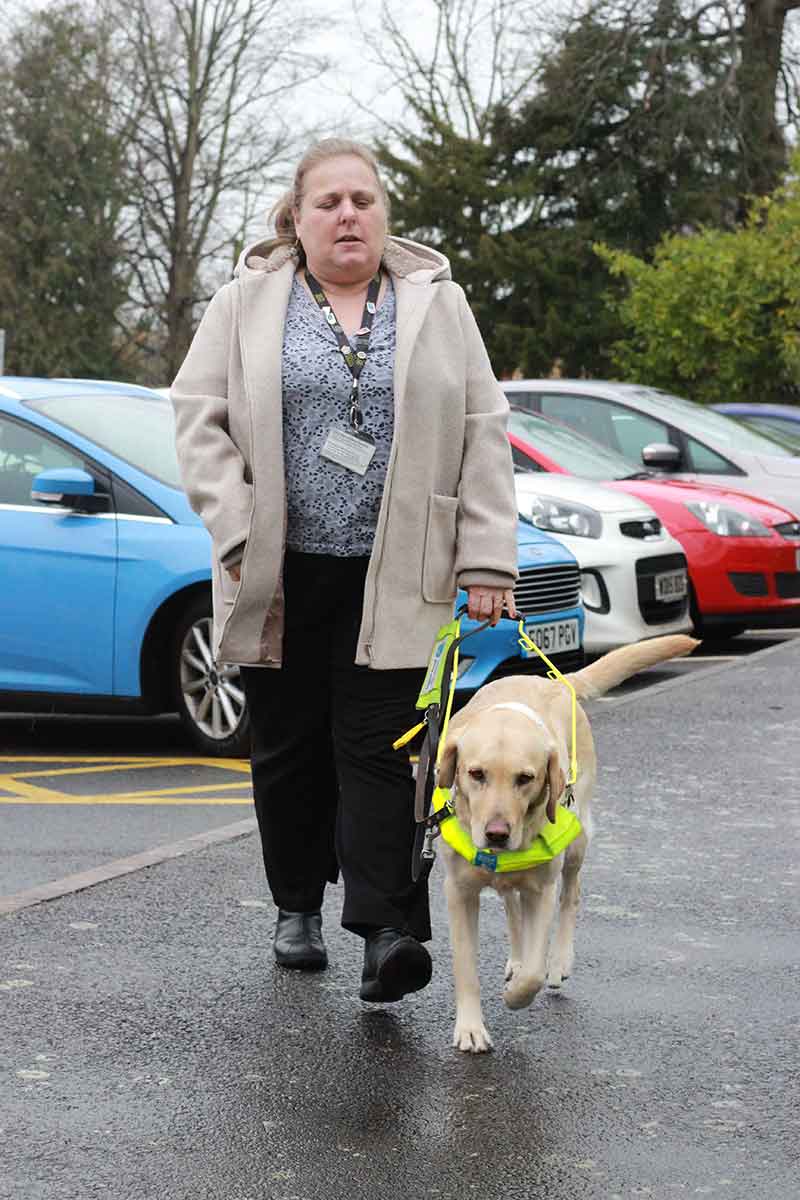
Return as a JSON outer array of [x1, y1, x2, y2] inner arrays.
[[2, 636, 799, 1198]]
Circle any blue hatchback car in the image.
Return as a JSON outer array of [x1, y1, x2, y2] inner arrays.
[[0, 378, 583, 754]]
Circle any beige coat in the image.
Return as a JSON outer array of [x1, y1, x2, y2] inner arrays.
[[171, 235, 518, 669]]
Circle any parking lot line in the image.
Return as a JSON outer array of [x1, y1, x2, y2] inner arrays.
[[0, 755, 252, 805], [0, 756, 251, 774], [0, 755, 153, 762], [0, 790, 252, 805], [0, 816, 259, 916]]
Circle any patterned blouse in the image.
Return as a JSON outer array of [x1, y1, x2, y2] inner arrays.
[[281, 273, 396, 556]]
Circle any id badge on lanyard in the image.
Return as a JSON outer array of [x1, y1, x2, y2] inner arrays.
[[320, 427, 376, 475], [306, 269, 381, 477]]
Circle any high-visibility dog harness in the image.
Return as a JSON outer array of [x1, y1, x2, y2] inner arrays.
[[430, 783, 582, 873], [395, 612, 583, 878]]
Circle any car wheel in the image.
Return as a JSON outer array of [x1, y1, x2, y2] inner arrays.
[[688, 583, 747, 642], [172, 595, 250, 757]]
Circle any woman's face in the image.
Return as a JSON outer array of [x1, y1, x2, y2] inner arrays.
[[294, 154, 387, 284]]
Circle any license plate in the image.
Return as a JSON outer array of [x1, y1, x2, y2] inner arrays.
[[796, 548, 800, 570], [522, 618, 580, 657], [654, 569, 688, 601]]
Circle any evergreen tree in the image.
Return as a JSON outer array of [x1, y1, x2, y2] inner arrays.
[[378, 0, 800, 379], [597, 156, 800, 406]]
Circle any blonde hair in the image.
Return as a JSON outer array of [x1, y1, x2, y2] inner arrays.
[[268, 138, 390, 258]]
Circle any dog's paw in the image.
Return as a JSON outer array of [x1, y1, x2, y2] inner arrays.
[[453, 1019, 493, 1053], [547, 951, 574, 989], [504, 957, 521, 982], [503, 969, 545, 1011]]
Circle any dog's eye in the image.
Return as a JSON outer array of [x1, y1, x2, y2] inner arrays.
[[468, 767, 486, 784], [515, 772, 534, 788]]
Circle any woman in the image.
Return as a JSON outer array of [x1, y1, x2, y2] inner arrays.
[[171, 138, 518, 1003]]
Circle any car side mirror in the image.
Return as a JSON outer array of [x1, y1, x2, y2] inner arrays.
[[31, 468, 96, 504], [641, 442, 681, 470]]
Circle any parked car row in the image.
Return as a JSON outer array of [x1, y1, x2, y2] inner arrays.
[[506, 406, 800, 639], [2, 374, 797, 756], [503, 382, 800, 641], [0, 377, 584, 756], [504, 379, 800, 514]]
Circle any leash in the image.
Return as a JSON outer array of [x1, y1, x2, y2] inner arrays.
[[394, 611, 581, 882], [516, 625, 578, 790], [393, 606, 491, 881]]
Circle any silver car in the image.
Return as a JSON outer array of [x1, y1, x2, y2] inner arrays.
[[504, 380, 800, 515]]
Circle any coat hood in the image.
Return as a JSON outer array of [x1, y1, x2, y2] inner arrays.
[[233, 234, 451, 284]]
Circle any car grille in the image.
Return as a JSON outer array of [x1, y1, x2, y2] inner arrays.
[[776, 572, 800, 598], [635, 553, 689, 625], [729, 572, 768, 597], [620, 518, 662, 539], [514, 563, 581, 616]]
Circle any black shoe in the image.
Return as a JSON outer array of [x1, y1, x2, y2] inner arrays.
[[274, 909, 328, 971], [359, 927, 432, 1002]]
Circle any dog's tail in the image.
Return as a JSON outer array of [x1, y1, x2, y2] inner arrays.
[[566, 634, 699, 700]]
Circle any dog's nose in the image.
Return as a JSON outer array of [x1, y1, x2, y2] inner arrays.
[[484, 819, 510, 847]]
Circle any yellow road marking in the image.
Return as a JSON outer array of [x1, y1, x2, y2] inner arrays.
[[0, 777, 66, 803], [113, 780, 249, 795], [0, 755, 251, 805], [0, 755, 157, 763], [0, 756, 250, 770], [0, 753, 241, 763], [0, 795, 251, 806]]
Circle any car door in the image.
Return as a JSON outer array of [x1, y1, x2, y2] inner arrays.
[[0, 413, 117, 695]]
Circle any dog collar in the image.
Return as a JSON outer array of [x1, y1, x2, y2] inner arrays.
[[431, 785, 582, 873], [485, 701, 550, 735]]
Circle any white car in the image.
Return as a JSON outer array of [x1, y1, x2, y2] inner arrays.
[[514, 473, 692, 652], [505, 379, 800, 515]]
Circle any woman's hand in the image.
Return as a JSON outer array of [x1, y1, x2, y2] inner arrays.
[[466, 585, 517, 626], [227, 564, 241, 583]]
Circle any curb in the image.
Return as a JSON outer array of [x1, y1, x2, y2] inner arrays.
[[0, 816, 258, 916]]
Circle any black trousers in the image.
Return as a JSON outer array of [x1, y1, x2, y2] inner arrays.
[[241, 551, 430, 941]]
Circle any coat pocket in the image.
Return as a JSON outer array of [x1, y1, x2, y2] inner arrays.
[[212, 555, 240, 607], [422, 494, 459, 603]]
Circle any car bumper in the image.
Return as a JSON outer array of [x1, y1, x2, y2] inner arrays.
[[554, 538, 692, 653], [682, 530, 800, 621]]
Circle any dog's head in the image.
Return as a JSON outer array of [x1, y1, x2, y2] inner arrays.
[[437, 706, 565, 852]]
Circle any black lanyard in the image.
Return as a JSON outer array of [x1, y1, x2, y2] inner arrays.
[[304, 270, 381, 432]]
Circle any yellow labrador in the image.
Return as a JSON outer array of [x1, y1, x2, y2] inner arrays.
[[437, 634, 698, 1052]]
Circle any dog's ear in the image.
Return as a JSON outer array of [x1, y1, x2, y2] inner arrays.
[[437, 736, 459, 789], [546, 750, 565, 823]]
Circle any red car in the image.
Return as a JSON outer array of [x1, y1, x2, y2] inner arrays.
[[508, 408, 800, 638]]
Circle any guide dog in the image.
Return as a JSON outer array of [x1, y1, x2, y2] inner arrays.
[[437, 634, 698, 1052]]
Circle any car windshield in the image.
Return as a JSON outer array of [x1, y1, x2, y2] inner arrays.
[[508, 409, 641, 480], [24, 391, 182, 488], [734, 414, 800, 452], [629, 388, 797, 458]]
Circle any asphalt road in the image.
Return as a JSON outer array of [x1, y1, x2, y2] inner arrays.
[[2, 633, 798, 1198], [2, 631, 798, 899]]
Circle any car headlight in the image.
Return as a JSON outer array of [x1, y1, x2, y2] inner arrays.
[[685, 501, 771, 537], [529, 495, 603, 538]]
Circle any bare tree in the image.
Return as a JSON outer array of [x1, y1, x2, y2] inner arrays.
[[569, 0, 800, 211], [737, 0, 800, 197], [114, 0, 327, 380], [354, 0, 547, 142]]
